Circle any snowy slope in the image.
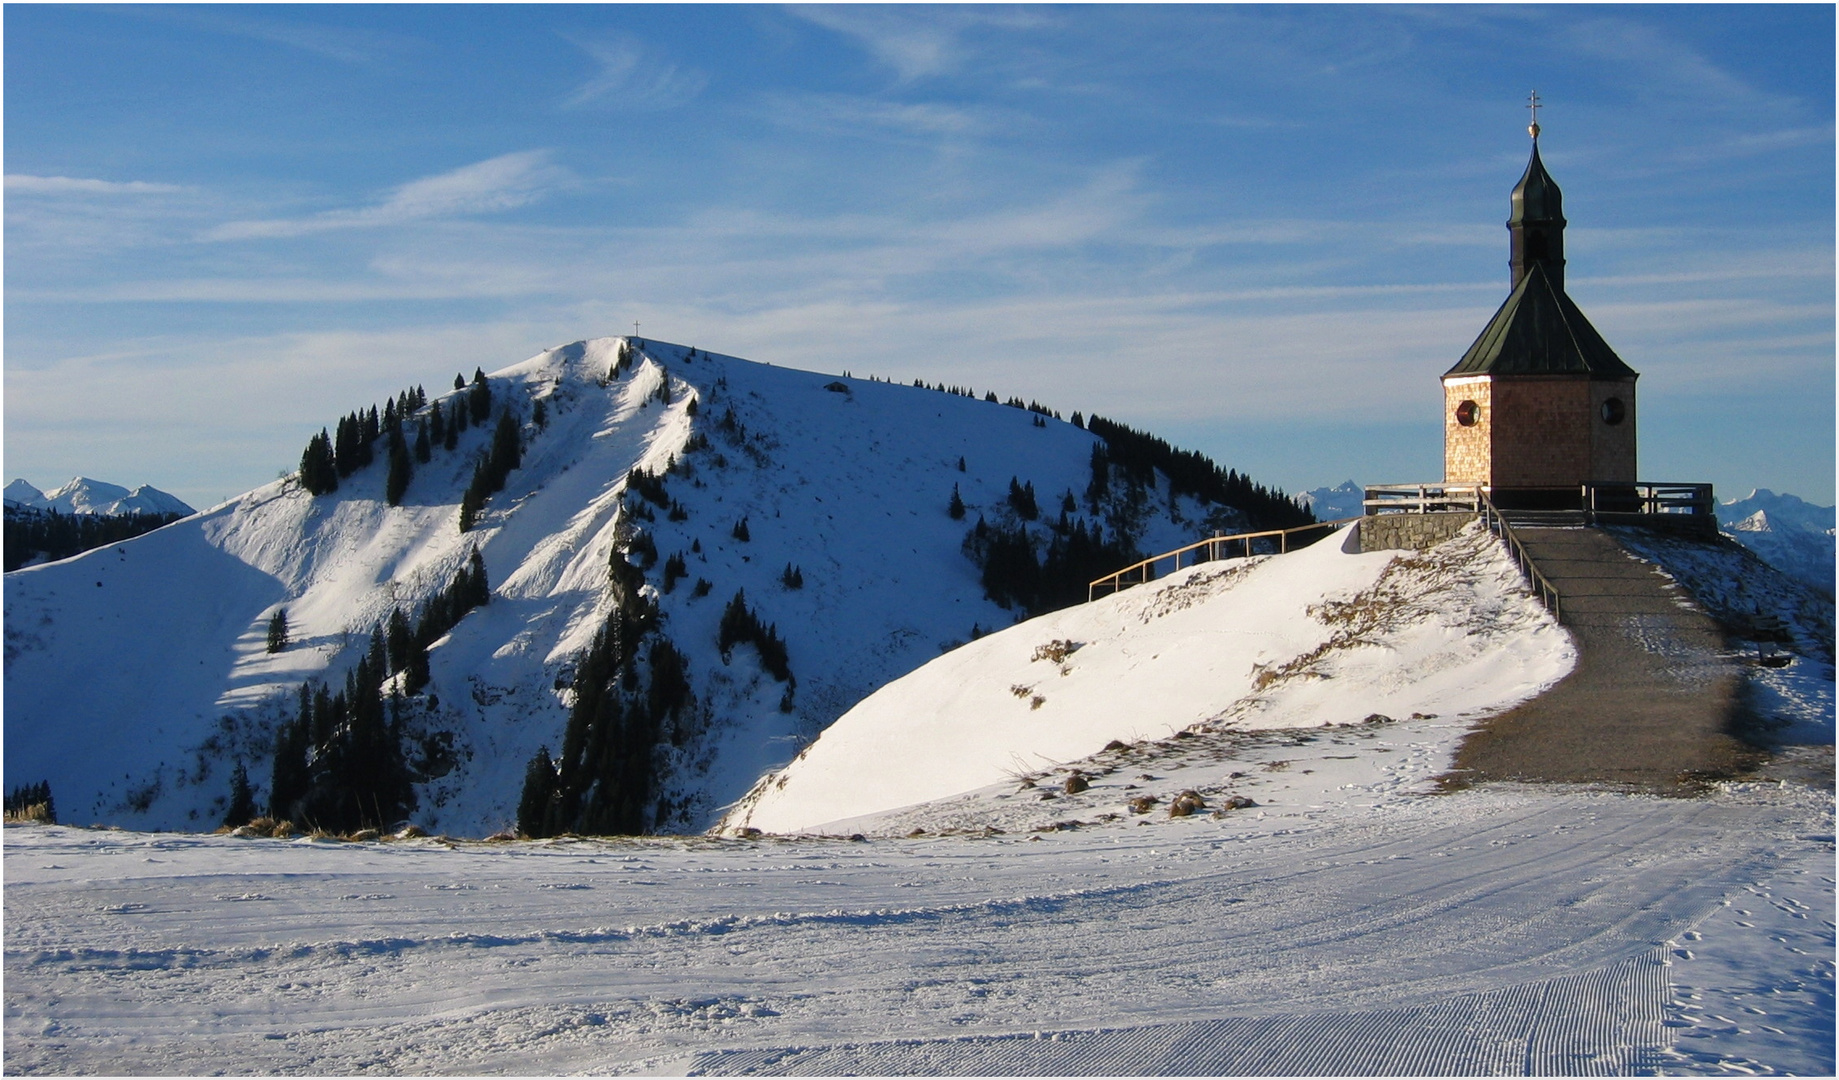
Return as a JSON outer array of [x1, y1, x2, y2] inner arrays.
[[728, 522, 1575, 834], [4, 477, 194, 517], [4, 337, 1227, 835], [1716, 488, 1835, 594]]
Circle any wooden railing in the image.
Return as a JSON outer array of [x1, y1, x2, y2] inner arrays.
[[1362, 484, 1484, 514], [1474, 488, 1563, 622], [1087, 518, 1361, 602], [1363, 482, 1713, 522], [1583, 482, 1713, 518]]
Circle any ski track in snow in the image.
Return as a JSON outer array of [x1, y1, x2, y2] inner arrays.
[[6, 781, 1830, 1075]]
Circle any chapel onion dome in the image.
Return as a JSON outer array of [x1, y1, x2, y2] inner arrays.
[[1509, 142, 1564, 230]]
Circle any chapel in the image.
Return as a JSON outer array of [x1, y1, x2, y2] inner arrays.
[[1442, 108, 1638, 508]]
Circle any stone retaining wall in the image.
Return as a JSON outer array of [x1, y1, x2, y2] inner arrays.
[[1359, 512, 1478, 553]]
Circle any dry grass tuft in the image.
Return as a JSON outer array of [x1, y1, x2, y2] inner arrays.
[[1031, 639, 1083, 665], [3, 803, 55, 825], [1168, 791, 1206, 817]]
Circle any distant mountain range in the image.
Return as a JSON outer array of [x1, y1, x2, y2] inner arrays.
[[1716, 489, 1834, 594], [1297, 480, 1364, 521], [5, 477, 194, 518]]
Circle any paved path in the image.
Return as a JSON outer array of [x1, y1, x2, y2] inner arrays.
[[1451, 527, 1754, 789]]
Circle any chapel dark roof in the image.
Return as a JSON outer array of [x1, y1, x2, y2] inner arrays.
[[1444, 261, 1638, 379]]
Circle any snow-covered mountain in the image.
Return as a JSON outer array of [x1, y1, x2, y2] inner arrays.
[[1298, 479, 1364, 521], [4, 337, 1263, 836], [1717, 489, 1834, 594], [4, 477, 195, 517]]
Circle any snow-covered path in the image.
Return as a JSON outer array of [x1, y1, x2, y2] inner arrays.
[[6, 783, 1830, 1075]]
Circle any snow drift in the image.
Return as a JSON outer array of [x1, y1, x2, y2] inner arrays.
[[726, 521, 1576, 834]]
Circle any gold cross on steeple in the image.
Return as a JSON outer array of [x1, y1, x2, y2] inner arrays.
[[1527, 90, 1542, 140]]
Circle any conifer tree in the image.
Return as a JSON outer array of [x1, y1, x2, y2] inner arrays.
[[414, 418, 431, 464], [299, 430, 338, 495], [490, 409, 521, 476], [386, 607, 413, 676], [266, 608, 289, 653], [385, 425, 413, 506], [269, 713, 308, 821], [458, 483, 482, 533], [517, 748, 557, 837], [948, 484, 966, 520], [429, 400, 446, 447], [334, 414, 360, 477], [467, 546, 490, 607], [223, 761, 257, 828], [469, 371, 492, 424]]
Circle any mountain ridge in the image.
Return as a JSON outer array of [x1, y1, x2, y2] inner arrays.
[[5, 336, 1287, 836], [5, 477, 195, 518]]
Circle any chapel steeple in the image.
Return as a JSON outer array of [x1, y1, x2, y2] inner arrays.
[[1508, 134, 1565, 290]]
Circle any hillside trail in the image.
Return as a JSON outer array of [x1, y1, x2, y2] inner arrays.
[[1450, 527, 1755, 789]]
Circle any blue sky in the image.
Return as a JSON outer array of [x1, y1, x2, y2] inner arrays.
[[6, 4, 1833, 510]]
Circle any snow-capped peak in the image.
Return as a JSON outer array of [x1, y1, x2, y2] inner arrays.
[[7, 476, 195, 517], [1297, 479, 1364, 520], [4, 478, 47, 508], [1714, 488, 1834, 593]]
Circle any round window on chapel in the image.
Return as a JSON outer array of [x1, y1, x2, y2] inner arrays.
[[1455, 400, 1480, 427], [1600, 397, 1626, 425]]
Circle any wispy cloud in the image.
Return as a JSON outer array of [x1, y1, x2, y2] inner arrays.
[[144, 8, 404, 66], [790, 5, 1052, 83], [205, 152, 568, 240], [1560, 16, 1800, 118], [561, 34, 707, 110], [764, 93, 994, 140], [6, 175, 187, 196]]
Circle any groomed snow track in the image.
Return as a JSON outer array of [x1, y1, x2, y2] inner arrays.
[[8, 785, 1832, 1075], [689, 948, 1670, 1075]]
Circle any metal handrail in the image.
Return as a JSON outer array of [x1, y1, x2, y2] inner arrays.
[[1474, 488, 1563, 622], [1087, 517, 1361, 602]]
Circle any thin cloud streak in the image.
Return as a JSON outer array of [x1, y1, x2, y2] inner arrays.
[[204, 152, 567, 240], [561, 34, 708, 110], [6, 175, 188, 195]]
